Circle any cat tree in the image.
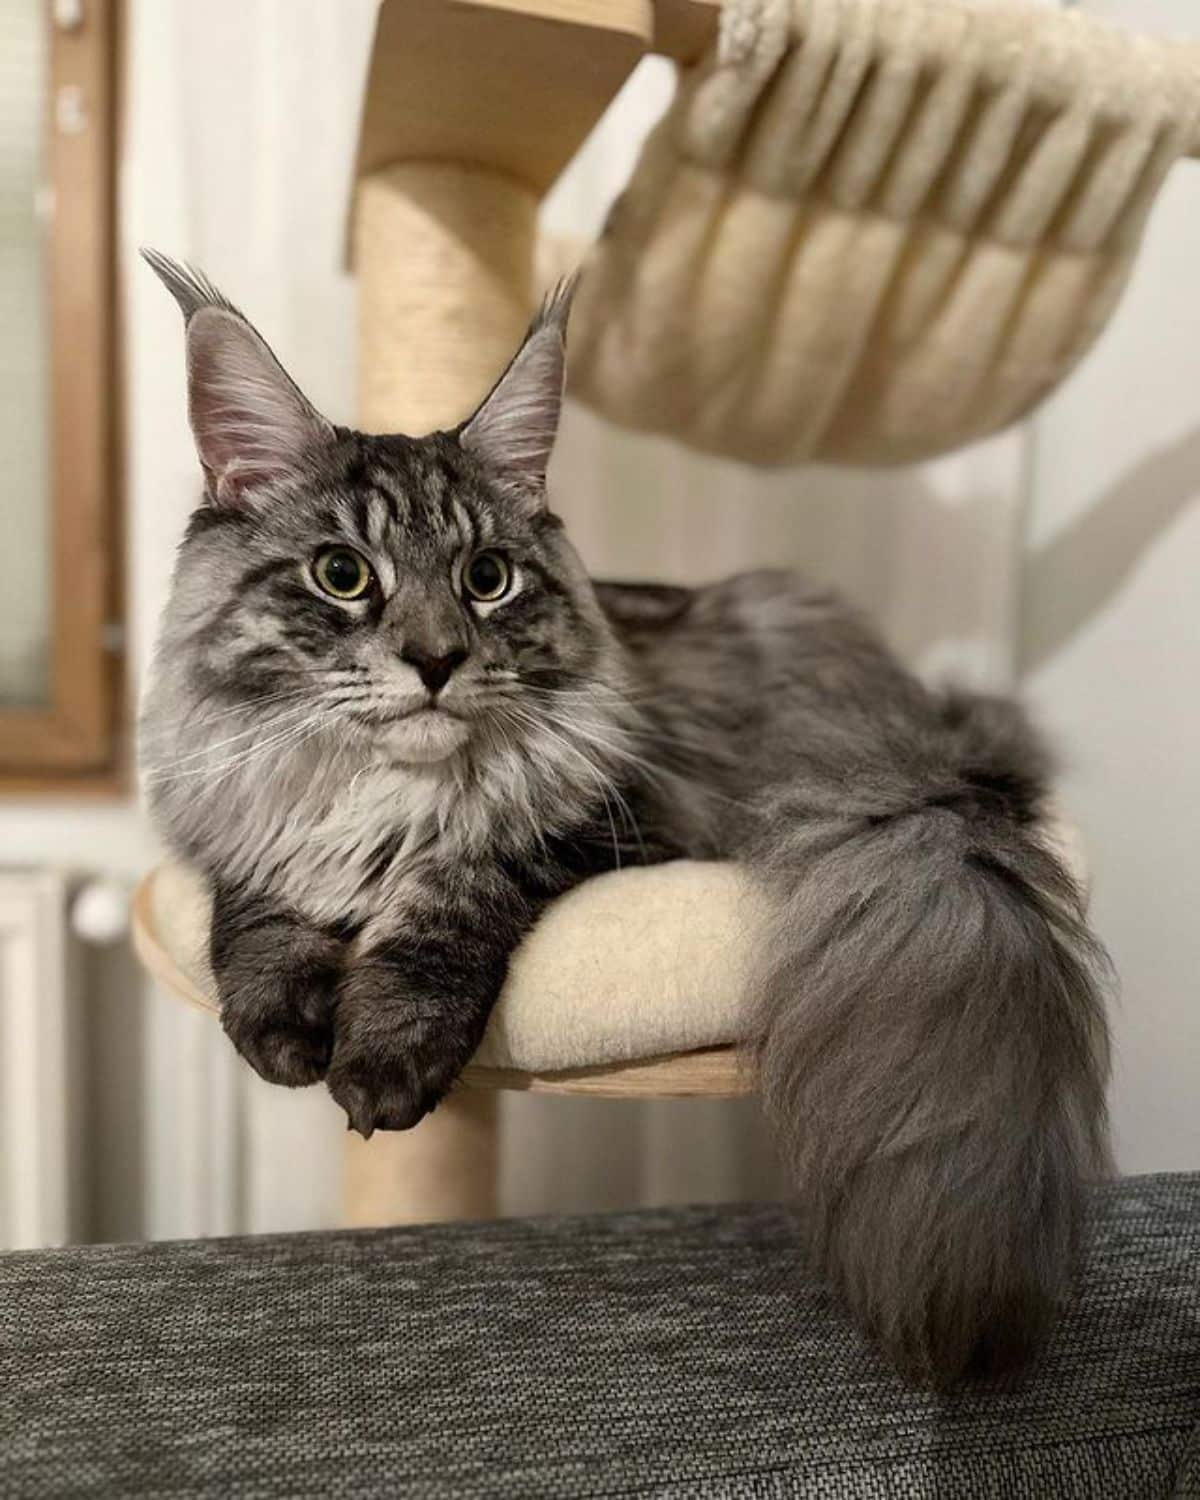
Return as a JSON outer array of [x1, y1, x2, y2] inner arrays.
[[133, 0, 1199, 1228]]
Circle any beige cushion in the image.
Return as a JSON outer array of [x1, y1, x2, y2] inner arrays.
[[144, 859, 768, 1073]]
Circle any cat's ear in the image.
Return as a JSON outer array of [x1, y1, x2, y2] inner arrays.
[[142, 249, 334, 506], [458, 277, 577, 504]]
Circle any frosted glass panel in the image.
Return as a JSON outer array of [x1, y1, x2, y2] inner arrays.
[[0, 0, 50, 707]]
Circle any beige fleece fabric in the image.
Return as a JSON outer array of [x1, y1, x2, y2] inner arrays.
[[570, 0, 1200, 465], [145, 801, 1085, 1073], [146, 859, 768, 1071]]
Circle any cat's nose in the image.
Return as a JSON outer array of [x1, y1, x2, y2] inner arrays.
[[400, 646, 468, 696]]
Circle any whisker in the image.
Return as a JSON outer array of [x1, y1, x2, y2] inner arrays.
[[491, 701, 651, 863], [142, 692, 367, 787], [139, 690, 314, 742], [140, 671, 373, 741], [141, 701, 316, 770]]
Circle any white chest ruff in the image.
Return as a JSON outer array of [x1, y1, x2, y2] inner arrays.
[[155, 703, 635, 928], [237, 758, 482, 924]]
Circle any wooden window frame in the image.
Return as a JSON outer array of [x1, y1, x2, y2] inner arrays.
[[0, 0, 121, 795]]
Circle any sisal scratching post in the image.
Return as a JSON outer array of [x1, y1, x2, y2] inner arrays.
[[356, 163, 538, 431], [346, 161, 537, 1227]]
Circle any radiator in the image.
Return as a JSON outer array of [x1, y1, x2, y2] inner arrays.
[[0, 866, 346, 1246], [0, 869, 79, 1249]]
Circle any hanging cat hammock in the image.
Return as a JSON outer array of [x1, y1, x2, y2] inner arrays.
[[569, 0, 1200, 464]]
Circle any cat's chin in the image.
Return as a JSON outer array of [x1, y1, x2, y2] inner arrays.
[[375, 709, 471, 766]]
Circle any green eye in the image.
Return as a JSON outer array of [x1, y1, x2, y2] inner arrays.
[[313, 547, 372, 600], [463, 549, 511, 603]]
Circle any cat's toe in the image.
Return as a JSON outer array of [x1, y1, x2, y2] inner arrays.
[[328, 1072, 430, 1137], [326, 1013, 461, 1135], [231, 1017, 332, 1086], [219, 976, 335, 1087]]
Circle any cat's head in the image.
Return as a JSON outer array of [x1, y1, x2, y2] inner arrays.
[[140, 252, 622, 788]]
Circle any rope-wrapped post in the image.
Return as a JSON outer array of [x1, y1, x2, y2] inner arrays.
[[357, 163, 538, 431], [346, 161, 538, 1227]]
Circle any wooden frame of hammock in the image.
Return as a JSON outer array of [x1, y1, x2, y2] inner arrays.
[[0, 0, 122, 792], [348, 0, 719, 232]]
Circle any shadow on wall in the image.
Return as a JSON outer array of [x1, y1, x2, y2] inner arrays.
[[1020, 426, 1200, 676], [556, 402, 1030, 689], [815, 429, 1200, 682], [559, 403, 1200, 689]]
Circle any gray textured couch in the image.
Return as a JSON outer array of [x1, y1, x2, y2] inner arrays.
[[3, 1175, 1198, 1498]]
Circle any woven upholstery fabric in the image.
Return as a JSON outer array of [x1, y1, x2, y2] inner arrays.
[[2, 1176, 1198, 1499]]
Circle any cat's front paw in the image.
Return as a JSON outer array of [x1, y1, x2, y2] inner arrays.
[[325, 967, 478, 1136], [219, 970, 337, 1088]]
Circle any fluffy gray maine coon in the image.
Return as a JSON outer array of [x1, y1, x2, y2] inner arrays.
[[139, 251, 1111, 1388]]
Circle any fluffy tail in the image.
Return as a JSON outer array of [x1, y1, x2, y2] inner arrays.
[[750, 692, 1112, 1386]]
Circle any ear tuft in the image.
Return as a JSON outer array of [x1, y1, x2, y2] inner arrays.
[[458, 276, 578, 501], [141, 248, 239, 323], [143, 249, 333, 506], [533, 274, 579, 341]]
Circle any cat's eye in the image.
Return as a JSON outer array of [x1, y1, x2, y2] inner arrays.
[[463, 549, 512, 603], [313, 547, 373, 600]]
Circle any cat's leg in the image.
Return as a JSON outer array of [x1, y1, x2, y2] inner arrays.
[[326, 867, 528, 1137], [210, 882, 350, 1087], [324, 800, 680, 1135]]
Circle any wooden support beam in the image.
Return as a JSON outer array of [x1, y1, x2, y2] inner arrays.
[[347, 0, 721, 258]]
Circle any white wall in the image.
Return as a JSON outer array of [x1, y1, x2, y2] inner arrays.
[[1024, 0, 1200, 1173]]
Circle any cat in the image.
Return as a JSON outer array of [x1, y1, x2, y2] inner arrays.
[[140, 250, 1111, 1387]]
